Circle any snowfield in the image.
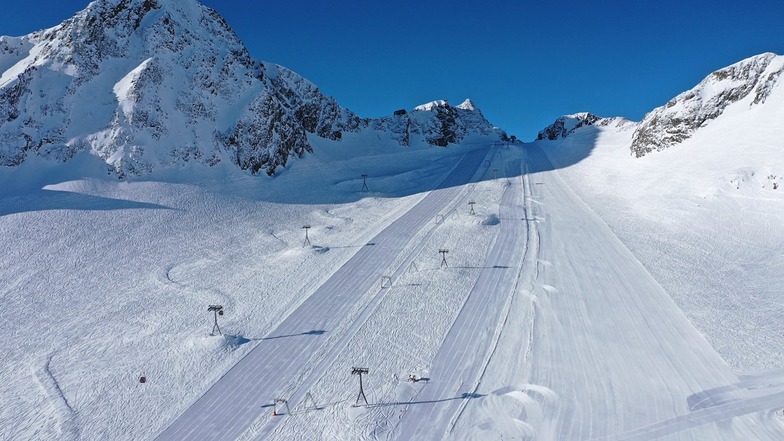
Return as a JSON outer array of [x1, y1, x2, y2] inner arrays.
[[2, 0, 783, 438], [3, 120, 784, 440], [540, 71, 784, 376]]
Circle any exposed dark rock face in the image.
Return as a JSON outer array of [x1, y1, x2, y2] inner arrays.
[[0, 0, 365, 176]]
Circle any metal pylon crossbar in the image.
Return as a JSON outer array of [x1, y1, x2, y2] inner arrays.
[[439, 249, 449, 268], [208, 304, 223, 335], [352, 367, 369, 405]]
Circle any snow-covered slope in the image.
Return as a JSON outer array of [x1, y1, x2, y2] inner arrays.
[[3, 48, 784, 440], [0, 0, 504, 178], [536, 52, 784, 373], [631, 52, 784, 157]]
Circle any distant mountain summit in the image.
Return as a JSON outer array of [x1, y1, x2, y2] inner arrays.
[[0, 0, 505, 177], [537, 113, 633, 140], [372, 99, 504, 147], [537, 113, 603, 140]]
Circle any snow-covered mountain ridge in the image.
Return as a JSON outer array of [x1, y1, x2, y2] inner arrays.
[[537, 53, 783, 159], [631, 52, 784, 157], [535, 49, 784, 379], [0, 0, 503, 178]]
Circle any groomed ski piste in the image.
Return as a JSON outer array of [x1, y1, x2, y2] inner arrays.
[[2, 117, 784, 439]]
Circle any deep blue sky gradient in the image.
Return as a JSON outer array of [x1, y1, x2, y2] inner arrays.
[[2, 0, 783, 139]]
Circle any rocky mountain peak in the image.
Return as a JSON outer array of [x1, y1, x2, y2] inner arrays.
[[0, 0, 364, 176], [46, 0, 239, 62], [457, 99, 477, 111]]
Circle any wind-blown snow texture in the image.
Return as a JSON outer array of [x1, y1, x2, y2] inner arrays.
[[0, 0, 503, 178]]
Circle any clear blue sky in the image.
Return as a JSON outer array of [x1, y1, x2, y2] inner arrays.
[[2, 0, 783, 139]]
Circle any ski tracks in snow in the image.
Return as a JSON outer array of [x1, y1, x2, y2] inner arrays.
[[156, 259, 234, 315], [591, 369, 784, 440], [245, 153, 490, 441], [444, 156, 560, 441], [389, 157, 539, 440], [154, 147, 491, 440], [445, 162, 542, 436], [521, 144, 784, 440], [28, 354, 81, 440]]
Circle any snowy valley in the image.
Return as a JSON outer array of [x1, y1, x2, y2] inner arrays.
[[2, 0, 784, 440]]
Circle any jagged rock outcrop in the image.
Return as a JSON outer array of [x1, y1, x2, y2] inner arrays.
[[631, 53, 784, 157], [0, 0, 363, 176]]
